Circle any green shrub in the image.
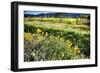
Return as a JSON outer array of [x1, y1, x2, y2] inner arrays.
[[24, 31, 89, 62]]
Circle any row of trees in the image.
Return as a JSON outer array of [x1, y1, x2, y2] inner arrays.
[[25, 14, 90, 25]]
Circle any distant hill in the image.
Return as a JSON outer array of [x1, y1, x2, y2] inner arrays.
[[24, 12, 89, 18]]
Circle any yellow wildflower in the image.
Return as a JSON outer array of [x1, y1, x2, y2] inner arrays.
[[66, 40, 72, 45], [74, 47, 80, 54], [60, 37, 63, 41], [66, 40, 73, 48], [77, 50, 81, 54], [74, 47, 80, 51], [24, 32, 33, 42], [37, 28, 42, 33], [45, 32, 48, 37], [42, 32, 45, 36]]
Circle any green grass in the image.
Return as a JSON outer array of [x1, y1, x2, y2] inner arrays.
[[24, 17, 90, 62]]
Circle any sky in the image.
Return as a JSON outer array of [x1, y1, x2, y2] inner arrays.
[[24, 11, 51, 15]]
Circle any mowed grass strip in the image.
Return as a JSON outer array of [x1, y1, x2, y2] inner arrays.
[[24, 21, 90, 35]]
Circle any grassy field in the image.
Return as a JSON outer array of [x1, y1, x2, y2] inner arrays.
[[24, 17, 90, 62]]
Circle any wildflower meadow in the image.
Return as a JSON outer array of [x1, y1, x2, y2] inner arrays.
[[24, 11, 90, 62]]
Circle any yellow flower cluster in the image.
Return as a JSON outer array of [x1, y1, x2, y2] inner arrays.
[[42, 32, 45, 35], [45, 32, 48, 37], [74, 47, 80, 54], [60, 37, 63, 41], [36, 28, 49, 37], [66, 40, 73, 48], [24, 32, 33, 42], [37, 28, 42, 33]]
